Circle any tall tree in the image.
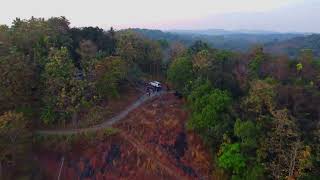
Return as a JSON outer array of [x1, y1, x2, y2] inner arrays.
[[93, 56, 127, 99], [0, 53, 36, 114], [41, 47, 85, 125], [188, 81, 233, 146], [167, 56, 194, 94]]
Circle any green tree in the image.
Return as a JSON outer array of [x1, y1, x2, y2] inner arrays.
[[296, 62, 303, 72], [0, 53, 36, 114], [10, 17, 72, 66], [41, 47, 85, 125], [117, 31, 142, 63], [192, 49, 210, 74], [207, 50, 240, 96], [187, 81, 233, 145], [218, 143, 247, 175], [93, 56, 127, 99], [242, 79, 276, 117], [218, 141, 265, 180], [234, 119, 259, 150], [0, 25, 10, 56], [70, 26, 116, 59], [248, 46, 266, 79], [117, 31, 162, 75], [189, 40, 209, 54], [167, 56, 193, 94]]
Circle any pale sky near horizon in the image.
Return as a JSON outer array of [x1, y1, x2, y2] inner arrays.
[[1, 0, 319, 32]]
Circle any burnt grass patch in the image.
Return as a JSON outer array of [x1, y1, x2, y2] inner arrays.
[[105, 143, 121, 165], [36, 93, 212, 179], [163, 132, 197, 177], [80, 163, 95, 179], [164, 132, 187, 161]]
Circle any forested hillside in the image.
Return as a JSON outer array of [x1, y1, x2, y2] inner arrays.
[[134, 28, 320, 58], [0, 17, 166, 179], [1, 17, 320, 180], [265, 34, 320, 58], [167, 41, 320, 179]]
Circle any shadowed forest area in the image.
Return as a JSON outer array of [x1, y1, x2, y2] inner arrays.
[[0, 17, 320, 179]]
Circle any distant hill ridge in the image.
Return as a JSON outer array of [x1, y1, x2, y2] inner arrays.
[[168, 29, 310, 36], [265, 34, 320, 57], [131, 28, 311, 55]]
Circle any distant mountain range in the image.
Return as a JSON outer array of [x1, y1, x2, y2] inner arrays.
[[168, 29, 310, 36], [265, 34, 320, 58], [132, 28, 318, 55]]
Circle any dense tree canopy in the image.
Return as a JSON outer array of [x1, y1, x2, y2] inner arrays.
[[0, 17, 169, 178], [167, 41, 320, 179]]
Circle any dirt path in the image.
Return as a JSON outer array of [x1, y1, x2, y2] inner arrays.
[[35, 91, 169, 135]]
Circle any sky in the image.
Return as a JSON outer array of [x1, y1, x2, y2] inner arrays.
[[1, 0, 319, 32]]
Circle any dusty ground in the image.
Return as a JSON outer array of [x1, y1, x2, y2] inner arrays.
[[36, 93, 213, 179]]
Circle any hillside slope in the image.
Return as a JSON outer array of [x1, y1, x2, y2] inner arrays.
[[35, 94, 213, 179]]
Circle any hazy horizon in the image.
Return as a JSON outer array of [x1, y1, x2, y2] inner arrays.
[[1, 0, 319, 33]]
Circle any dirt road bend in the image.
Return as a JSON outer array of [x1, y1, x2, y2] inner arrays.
[[36, 91, 169, 135]]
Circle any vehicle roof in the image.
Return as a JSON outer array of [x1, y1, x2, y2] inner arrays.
[[149, 81, 161, 87]]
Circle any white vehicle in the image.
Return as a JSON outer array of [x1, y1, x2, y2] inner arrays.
[[149, 81, 161, 88]]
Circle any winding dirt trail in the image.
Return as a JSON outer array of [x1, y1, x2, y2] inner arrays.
[[35, 91, 168, 135]]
